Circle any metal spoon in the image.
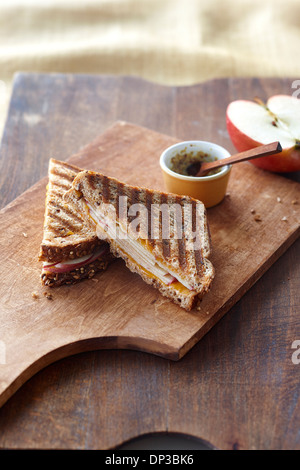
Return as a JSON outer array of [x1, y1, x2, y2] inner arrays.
[[186, 141, 282, 177]]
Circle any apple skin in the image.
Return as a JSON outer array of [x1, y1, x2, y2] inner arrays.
[[226, 99, 300, 173], [43, 245, 109, 274]]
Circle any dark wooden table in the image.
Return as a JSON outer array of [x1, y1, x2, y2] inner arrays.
[[0, 73, 299, 450]]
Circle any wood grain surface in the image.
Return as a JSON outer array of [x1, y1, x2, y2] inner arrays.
[[0, 118, 298, 411], [0, 73, 299, 450]]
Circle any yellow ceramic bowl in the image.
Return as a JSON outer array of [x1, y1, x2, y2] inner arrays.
[[160, 141, 232, 208]]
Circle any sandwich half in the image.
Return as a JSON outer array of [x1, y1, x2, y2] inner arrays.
[[64, 170, 214, 310], [39, 159, 112, 287]]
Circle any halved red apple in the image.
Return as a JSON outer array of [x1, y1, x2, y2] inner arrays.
[[226, 94, 300, 172]]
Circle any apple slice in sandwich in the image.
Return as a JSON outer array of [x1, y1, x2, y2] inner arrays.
[[42, 245, 109, 274], [226, 94, 300, 173]]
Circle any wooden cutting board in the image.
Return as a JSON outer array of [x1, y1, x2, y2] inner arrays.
[[0, 74, 299, 450], [0, 117, 299, 409]]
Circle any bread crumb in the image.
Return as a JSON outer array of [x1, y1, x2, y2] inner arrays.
[[292, 200, 298, 205], [281, 216, 288, 221], [277, 197, 281, 203], [254, 215, 262, 222], [43, 292, 53, 300], [31, 292, 39, 299], [91, 278, 99, 283], [23, 232, 28, 238], [250, 209, 256, 214]]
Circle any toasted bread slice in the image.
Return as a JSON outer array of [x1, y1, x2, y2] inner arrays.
[[39, 159, 112, 287], [64, 170, 214, 310]]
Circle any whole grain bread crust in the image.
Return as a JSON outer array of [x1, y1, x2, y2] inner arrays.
[[39, 237, 104, 264], [41, 251, 114, 287]]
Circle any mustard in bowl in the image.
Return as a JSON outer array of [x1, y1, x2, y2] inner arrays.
[[159, 141, 231, 208]]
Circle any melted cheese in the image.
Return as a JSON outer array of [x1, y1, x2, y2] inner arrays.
[[117, 246, 191, 295]]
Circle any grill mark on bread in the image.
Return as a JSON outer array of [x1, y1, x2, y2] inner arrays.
[[52, 160, 81, 173], [101, 175, 110, 203], [174, 196, 187, 270], [194, 249, 203, 276], [116, 181, 125, 220], [47, 199, 84, 224], [160, 193, 171, 259], [145, 189, 154, 246], [190, 199, 204, 275], [50, 181, 72, 192], [158, 193, 163, 241], [126, 185, 133, 211], [129, 187, 141, 206], [191, 199, 197, 234], [127, 186, 142, 232], [177, 238, 186, 270], [86, 172, 101, 193], [50, 168, 75, 184], [48, 212, 81, 233]]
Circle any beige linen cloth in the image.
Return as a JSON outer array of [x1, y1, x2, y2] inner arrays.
[[0, 0, 299, 139]]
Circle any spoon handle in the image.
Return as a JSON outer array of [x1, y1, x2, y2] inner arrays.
[[198, 141, 282, 176]]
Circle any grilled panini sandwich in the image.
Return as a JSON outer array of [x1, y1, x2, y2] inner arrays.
[[39, 159, 112, 287], [64, 170, 214, 310]]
